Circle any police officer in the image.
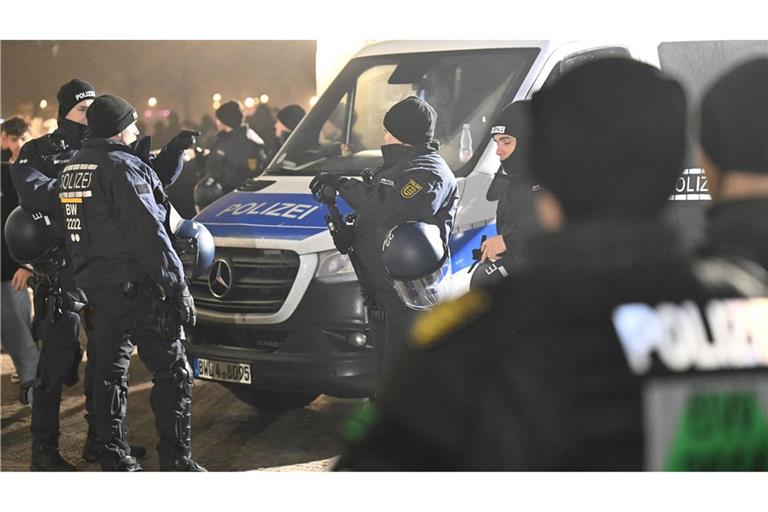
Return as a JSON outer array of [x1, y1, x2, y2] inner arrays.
[[310, 96, 458, 381], [335, 58, 768, 470], [12, 79, 197, 470], [480, 100, 540, 268], [274, 104, 306, 151], [203, 99, 269, 192], [697, 57, 768, 271], [56, 94, 204, 471]]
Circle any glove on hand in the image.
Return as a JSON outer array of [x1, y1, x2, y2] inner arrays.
[[309, 173, 341, 201], [167, 130, 201, 153], [173, 283, 197, 327]]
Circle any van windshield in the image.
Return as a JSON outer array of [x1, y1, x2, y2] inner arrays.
[[264, 48, 540, 177]]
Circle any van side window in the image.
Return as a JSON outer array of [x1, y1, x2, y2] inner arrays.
[[542, 46, 631, 90]]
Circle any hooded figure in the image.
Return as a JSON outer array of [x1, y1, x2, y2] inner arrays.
[[480, 100, 541, 267]]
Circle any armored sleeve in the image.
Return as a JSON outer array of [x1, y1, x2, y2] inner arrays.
[[340, 169, 443, 227], [150, 145, 185, 187], [11, 144, 62, 214], [108, 162, 185, 295]]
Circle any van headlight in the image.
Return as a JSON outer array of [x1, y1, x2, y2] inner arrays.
[[315, 250, 358, 283]]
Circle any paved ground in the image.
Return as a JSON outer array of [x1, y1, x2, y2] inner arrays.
[[1, 352, 361, 471]]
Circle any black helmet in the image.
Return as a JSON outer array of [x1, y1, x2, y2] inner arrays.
[[382, 221, 452, 310], [469, 259, 511, 290], [173, 219, 215, 280], [3, 206, 63, 264], [193, 176, 225, 213]]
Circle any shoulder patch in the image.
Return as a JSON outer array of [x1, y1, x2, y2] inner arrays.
[[410, 289, 492, 349], [134, 183, 151, 195], [247, 158, 258, 172], [401, 179, 424, 199]]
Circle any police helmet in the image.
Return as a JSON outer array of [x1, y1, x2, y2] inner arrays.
[[469, 259, 511, 290], [3, 206, 63, 264], [193, 176, 225, 213], [173, 219, 216, 280], [382, 221, 452, 311]]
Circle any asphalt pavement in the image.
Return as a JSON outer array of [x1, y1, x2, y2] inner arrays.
[[1, 352, 361, 471]]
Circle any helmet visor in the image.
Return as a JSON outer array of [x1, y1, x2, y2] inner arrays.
[[392, 259, 452, 311]]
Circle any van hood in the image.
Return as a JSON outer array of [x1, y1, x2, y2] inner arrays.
[[194, 177, 352, 241]]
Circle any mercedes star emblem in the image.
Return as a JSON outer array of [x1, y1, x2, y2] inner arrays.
[[208, 259, 233, 299]]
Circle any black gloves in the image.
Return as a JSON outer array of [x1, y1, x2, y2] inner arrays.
[[173, 283, 197, 327], [132, 136, 154, 166], [309, 173, 341, 202], [167, 130, 201, 154]]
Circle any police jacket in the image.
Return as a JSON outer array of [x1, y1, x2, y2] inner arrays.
[[486, 162, 540, 264], [1, 153, 23, 281], [699, 198, 768, 272], [338, 142, 458, 298], [57, 138, 185, 295], [335, 218, 768, 470], [207, 124, 268, 190], [13, 119, 185, 216]]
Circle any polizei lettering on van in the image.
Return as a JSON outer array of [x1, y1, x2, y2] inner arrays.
[[612, 298, 768, 374], [216, 201, 320, 220]]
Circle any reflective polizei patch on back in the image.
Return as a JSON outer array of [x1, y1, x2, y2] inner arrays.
[[643, 373, 768, 471], [669, 168, 711, 201]]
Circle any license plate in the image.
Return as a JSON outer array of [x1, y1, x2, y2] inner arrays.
[[195, 358, 252, 384]]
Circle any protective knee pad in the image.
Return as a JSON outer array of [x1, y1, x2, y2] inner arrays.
[[171, 358, 194, 399]]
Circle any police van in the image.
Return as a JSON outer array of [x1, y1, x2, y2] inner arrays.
[[186, 40, 768, 410]]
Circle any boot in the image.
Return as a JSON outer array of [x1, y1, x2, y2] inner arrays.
[[30, 445, 77, 471], [159, 454, 207, 472], [101, 455, 143, 472], [81, 433, 147, 462]]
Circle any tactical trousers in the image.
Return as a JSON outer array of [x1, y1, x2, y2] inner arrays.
[[369, 288, 420, 384], [85, 282, 193, 465], [30, 279, 86, 450]]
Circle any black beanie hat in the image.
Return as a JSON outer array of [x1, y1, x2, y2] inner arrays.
[[57, 79, 96, 119], [216, 100, 244, 129], [86, 95, 138, 138], [383, 96, 436, 145], [491, 100, 531, 139], [531, 57, 686, 219], [700, 57, 768, 174], [276, 104, 306, 131], [492, 100, 532, 174]]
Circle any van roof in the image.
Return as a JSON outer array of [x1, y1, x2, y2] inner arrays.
[[352, 40, 555, 58]]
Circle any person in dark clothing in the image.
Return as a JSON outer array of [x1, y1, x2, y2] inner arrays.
[[57, 94, 204, 472], [274, 103, 306, 151], [697, 57, 768, 272], [12, 79, 196, 470], [246, 103, 278, 157], [1, 118, 39, 386], [204, 99, 269, 191], [310, 96, 458, 381], [481, 101, 540, 267], [335, 58, 768, 471]]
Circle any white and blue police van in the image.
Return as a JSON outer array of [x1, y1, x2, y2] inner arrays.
[[186, 40, 768, 410]]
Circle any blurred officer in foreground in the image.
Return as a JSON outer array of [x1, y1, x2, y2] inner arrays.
[[57, 95, 204, 471], [12, 79, 196, 470], [335, 58, 768, 470], [698, 57, 768, 271], [310, 96, 458, 381]]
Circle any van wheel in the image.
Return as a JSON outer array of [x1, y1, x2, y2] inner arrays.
[[229, 388, 320, 411]]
